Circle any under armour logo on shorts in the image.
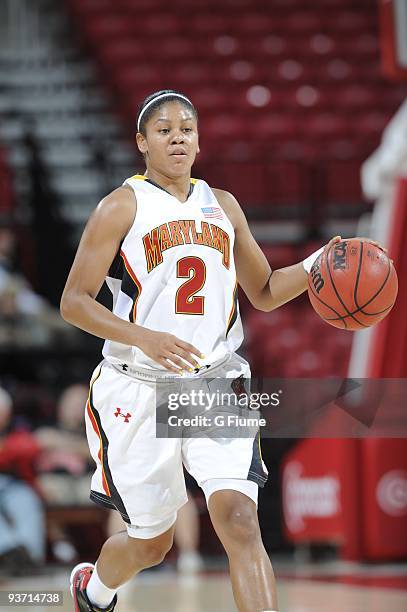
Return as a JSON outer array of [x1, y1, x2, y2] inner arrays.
[[114, 407, 132, 422]]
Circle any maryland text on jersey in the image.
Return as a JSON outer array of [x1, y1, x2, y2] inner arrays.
[[143, 220, 230, 273]]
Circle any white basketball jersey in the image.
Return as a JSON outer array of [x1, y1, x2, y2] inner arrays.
[[102, 174, 243, 370]]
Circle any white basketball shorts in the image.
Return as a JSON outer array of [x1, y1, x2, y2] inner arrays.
[[85, 352, 268, 537]]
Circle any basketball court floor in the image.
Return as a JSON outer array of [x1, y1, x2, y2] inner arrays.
[[1, 561, 406, 611]]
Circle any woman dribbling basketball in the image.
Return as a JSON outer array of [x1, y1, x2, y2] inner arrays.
[[61, 89, 385, 612]]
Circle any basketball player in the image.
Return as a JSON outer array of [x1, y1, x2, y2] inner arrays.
[[61, 90, 383, 612]]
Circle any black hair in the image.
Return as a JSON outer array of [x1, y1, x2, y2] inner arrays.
[[136, 89, 198, 136]]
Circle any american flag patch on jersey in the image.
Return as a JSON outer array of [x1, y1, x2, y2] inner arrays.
[[201, 206, 223, 219]]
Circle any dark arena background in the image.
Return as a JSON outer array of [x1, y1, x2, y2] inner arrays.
[[0, 0, 406, 610]]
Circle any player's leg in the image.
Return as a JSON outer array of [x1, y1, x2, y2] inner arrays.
[[181, 351, 276, 609], [73, 363, 186, 610], [182, 447, 277, 612], [97, 522, 175, 587], [206, 485, 278, 612], [106, 509, 125, 537], [93, 525, 175, 598], [71, 523, 175, 611]]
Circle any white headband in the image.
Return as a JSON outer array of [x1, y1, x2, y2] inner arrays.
[[137, 93, 193, 131]]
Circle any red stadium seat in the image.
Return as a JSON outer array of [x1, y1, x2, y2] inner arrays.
[[170, 0, 228, 9], [333, 36, 379, 59], [303, 114, 351, 139], [188, 14, 231, 34], [191, 88, 231, 113], [118, 0, 167, 10], [200, 159, 267, 206], [334, 11, 376, 31], [251, 114, 300, 140], [258, 34, 288, 58], [158, 37, 197, 59], [170, 64, 216, 88], [335, 85, 380, 109], [83, 13, 133, 41], [200, 140, 257, 163], [112, 65, 163, 92], [205, 114, 246, 137], [234, 14, 273, 34], [264, 161, 305, 207], [355, 112, 390, 137], [285, 12, 324, 33], [139, 14, 180, 35], [97, 39, 146, 69], [323, 159, 363, 203], [260, 244, 298, 268]]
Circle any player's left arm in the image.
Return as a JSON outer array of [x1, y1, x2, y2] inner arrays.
[[212, 189, 383, 312], [213, 188, 312, 310]]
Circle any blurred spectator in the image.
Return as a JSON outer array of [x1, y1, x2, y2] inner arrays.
[[35, 384, 93, 562], [0, 386, 46, 574], [0, 225, 74, 347]]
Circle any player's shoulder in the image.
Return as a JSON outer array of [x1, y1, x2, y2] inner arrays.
[[100, 184, 136, 207], [211, 187, 246, 229], [211, 187, 240, 215], [211, 187, 238, 206], [90, 185, 136, 236], [96, 185, 136, 218]]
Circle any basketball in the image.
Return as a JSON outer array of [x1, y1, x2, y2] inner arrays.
[[307, 239, 398, 330]]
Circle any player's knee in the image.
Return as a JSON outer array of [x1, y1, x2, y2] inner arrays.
[[128, 531, 173, 568], [213, 495, 260, 546], [224, 507, 259, 546], [138, 541, 169, 567]]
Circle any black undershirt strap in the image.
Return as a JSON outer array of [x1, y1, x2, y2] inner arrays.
[[146, 177, 194, 200]]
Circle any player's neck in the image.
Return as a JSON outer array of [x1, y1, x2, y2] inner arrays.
[[144, 169, 191, 203]]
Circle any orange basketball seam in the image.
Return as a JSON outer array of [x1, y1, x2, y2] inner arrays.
[[354, 246, 394, 315], [325, 241, 367, 328], [307, 271, 347, 329], [307, 251, 348, 326], [323, 243, 396, 321], [324, 302, 395, 321]]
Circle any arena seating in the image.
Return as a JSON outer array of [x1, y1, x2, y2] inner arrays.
[[245, 301, 352, 377], [66, 0, 407, 214]]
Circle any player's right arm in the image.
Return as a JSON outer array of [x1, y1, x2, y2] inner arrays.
[[60, 188, 201, 373]]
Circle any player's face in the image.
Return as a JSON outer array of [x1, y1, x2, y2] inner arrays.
[[137, 102, 199, 177]]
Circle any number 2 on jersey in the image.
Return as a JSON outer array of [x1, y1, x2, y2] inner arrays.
[[175, 256, 206, 315]]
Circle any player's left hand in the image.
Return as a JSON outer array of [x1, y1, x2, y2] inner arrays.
[[324, 235, 342, 250], [325, 235, 388, 254], [351, 237, 388, 254]]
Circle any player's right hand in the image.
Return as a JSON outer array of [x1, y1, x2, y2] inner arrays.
[[136, 328, 203, 373]]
